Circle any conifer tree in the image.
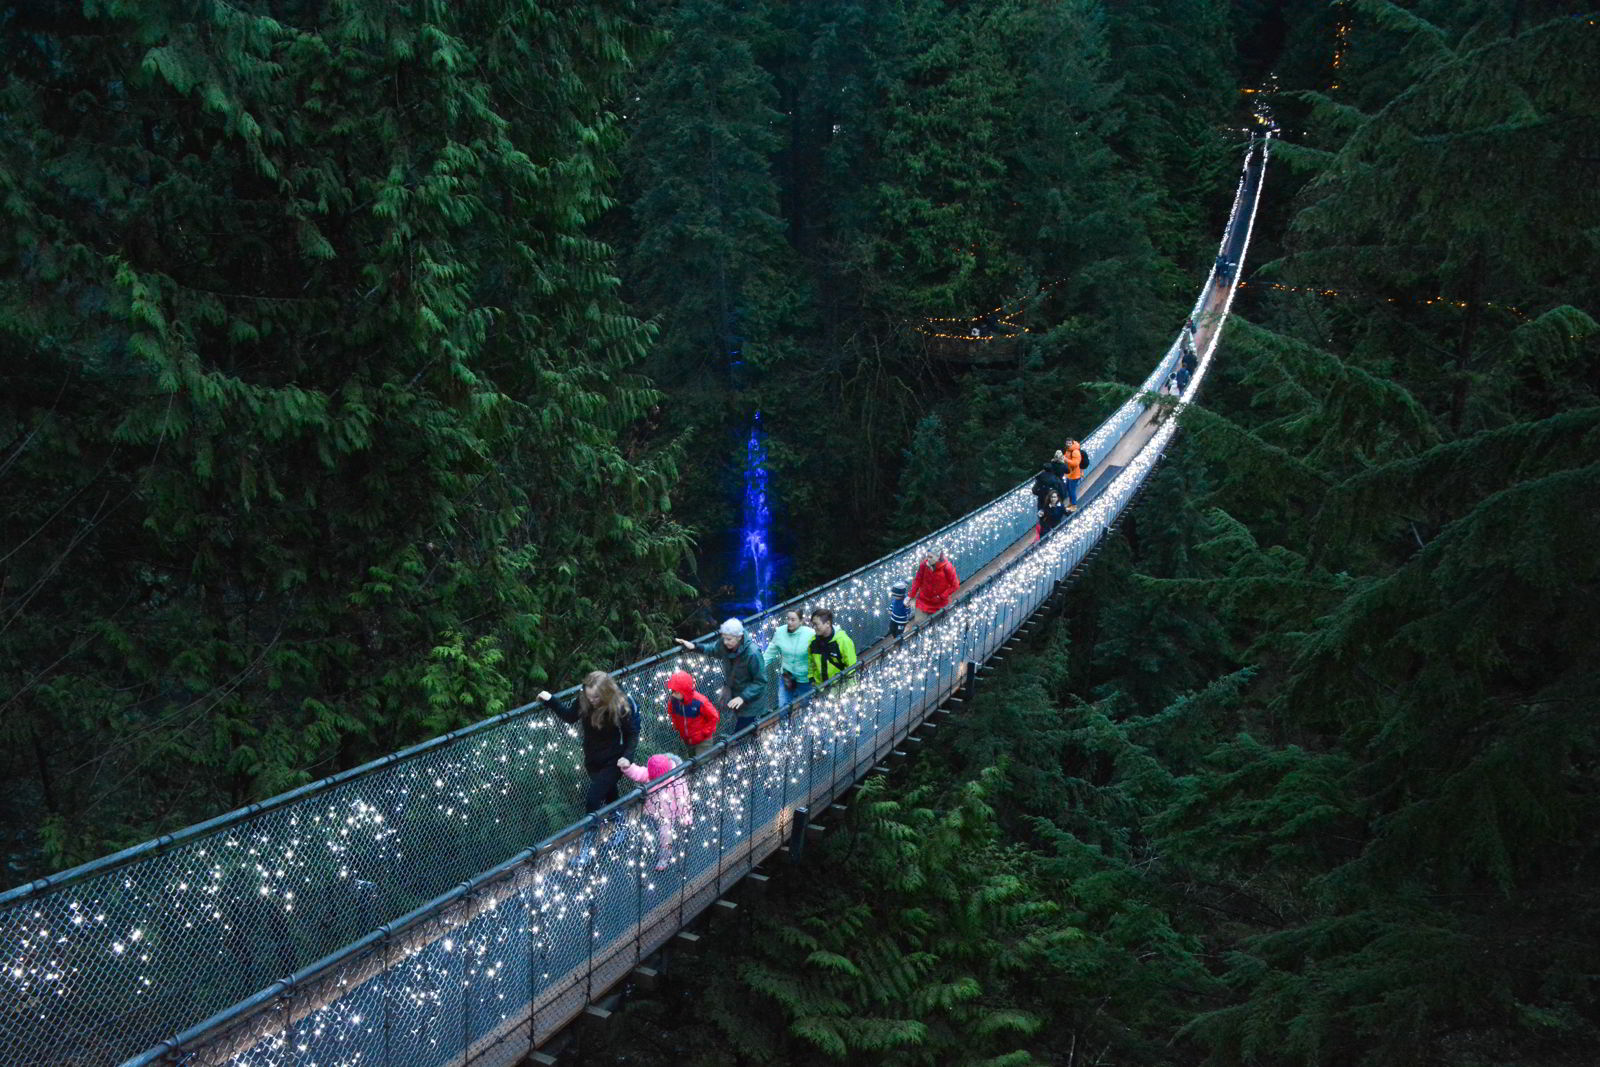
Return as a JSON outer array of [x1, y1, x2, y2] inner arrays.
[[0, 0, 688, 869], [849, 0, 1026, 317], [621, 0, 807, 385], [1275, 2, 1600, 432], [732, 772, 1059, 1064], [1102, 0, 1238, 258], [1135, 9, 1600, 1058], [1009, 0, 1176, 380]]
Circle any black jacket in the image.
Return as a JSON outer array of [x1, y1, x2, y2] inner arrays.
[[1032, 467, 1067, 508], [549, 693, 641, 773]]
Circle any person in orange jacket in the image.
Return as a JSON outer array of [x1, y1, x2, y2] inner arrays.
[[665, 669, 719, 758], [1062, 439, 1090, 511], [906, 546, 960, 630]]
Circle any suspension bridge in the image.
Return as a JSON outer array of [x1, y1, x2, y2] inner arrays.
[[1, 130, 1273, 1067]]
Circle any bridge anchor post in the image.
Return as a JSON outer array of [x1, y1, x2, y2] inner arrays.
[[785, 805, 810, 861]]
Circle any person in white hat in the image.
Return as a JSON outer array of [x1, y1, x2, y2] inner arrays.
[[674, 617, 768, 735]]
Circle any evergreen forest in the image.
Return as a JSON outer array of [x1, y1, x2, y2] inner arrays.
[[2, 1, 1598, 1064]]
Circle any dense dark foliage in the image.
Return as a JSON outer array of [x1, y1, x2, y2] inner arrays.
[[613, 0, 1215, 593], [3, 0, 1597, 1063], [0, 1, 690, 871]]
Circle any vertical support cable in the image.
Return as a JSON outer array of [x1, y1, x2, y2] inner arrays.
[[382, 927, 392, 1065]]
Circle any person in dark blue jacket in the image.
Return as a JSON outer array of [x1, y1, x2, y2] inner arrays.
[[888, 582, 912, 638]]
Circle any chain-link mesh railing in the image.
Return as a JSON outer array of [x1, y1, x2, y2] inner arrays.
[[1, 135, 1269, 1067]]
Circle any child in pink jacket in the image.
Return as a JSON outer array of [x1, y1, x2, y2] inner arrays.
[[617, 753, 694, 870]]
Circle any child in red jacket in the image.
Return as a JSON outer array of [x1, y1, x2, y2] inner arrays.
[[666, 669, 720, 758]]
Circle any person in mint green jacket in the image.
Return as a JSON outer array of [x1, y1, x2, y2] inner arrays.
[[764, 609, 815, 711]]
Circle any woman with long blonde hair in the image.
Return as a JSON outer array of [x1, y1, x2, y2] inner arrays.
[[538, 670, 641, 813]]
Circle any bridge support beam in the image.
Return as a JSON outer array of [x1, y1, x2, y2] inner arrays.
[[785, 805, 810, 861]]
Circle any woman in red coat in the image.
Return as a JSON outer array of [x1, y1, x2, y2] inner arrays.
[[906, 547, 960, 631]]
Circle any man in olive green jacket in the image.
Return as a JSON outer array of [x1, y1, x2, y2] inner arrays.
[[676, 617, 767, 733]]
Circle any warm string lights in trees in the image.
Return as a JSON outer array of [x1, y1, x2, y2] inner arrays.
[[912, 279, 1070, 342], [913, 310, 1027, 343], [1239, 280, 1529, 320], [1331, 2, 1351, 90]]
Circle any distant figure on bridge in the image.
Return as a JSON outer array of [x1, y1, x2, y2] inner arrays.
[[676, 617, 768, 734], [665, 669, 719, 757], [1038, 489, 1067, 538], [906, 547, 960, 630], [1153, 374, 1180, 424], [618, 754, 693, 871], [808, 608, 858, 684], [1062, 440, 1089, 511], [1180, 331, 1197, 369], [763, 609, 816, 711], [887, 581, 911, 638], [538, 672, 641, 814], [1215, 252, 1236, 285], [1032, 456, 1068, 517]]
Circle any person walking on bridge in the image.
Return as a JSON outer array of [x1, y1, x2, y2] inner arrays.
[[808, 608, 858, 685], [887, 582, 912, 638], [617, 753, 693, 870], [1032, 453, 1068, 537], [1032, 454, 1068, 515], [1038, 488, 1067, 538], [1062, 439, 1089, 511], [665, 669, 719, 758], [676, 618, 767, 735], [906, 547, 960, 630], [537, 672, 640, 815], [763, 609, 815, 712]]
